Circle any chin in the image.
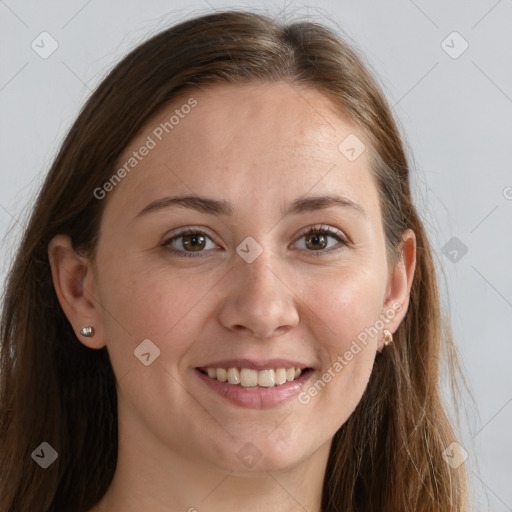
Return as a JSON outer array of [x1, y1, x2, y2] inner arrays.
[[229, 454, 304, 475], [230, 437, 308, 474]]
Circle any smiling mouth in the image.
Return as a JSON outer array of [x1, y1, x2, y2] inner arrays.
[[197, 367, 312, 388]]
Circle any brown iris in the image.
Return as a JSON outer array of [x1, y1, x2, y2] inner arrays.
[[181, 232, 207, 252], [304, 232, 328, 251]]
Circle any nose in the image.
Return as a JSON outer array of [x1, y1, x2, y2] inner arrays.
[[217, 251, 299, 340]]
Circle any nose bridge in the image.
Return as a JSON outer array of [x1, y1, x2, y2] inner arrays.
[[218, 244, 299, 339], [240, 248, 280, 300]]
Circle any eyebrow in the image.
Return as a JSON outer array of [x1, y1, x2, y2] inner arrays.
[[134, 193, 368, 219]]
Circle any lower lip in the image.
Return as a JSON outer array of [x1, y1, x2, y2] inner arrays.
[[195, 368, 313, 409]]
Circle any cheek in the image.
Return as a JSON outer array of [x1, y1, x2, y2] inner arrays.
[[295, 267, 383, 422], [300, 265, 385, 354], [96, 256, 214, 381]]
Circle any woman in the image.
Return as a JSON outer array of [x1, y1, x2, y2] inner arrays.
[[0, 9, 468, 511]]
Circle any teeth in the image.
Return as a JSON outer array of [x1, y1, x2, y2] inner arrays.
[[240, 368, 258, 387], [274, 368, 287, 385], [202, 366, 307, 387], [257, 369, 275, 387], [227, 367, 240, 384], [216, 368, 227, 382]]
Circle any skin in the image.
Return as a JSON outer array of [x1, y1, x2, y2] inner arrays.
[[48, 81, 416, 512]]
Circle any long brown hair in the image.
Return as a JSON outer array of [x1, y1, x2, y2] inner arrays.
[[0, 9, 468, 511]]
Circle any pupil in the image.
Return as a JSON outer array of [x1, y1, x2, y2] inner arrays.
[[184, 234, 205, 251], [307, 234, 326, 250]]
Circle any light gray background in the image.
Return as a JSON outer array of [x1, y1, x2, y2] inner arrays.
[[1, 1, 511, 510]]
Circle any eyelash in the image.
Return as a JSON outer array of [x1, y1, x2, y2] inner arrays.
[[162, 225, 349, 258]]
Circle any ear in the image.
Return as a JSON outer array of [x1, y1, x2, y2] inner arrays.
[[378, 228, 417, 350], [48, 234, 106, 349]]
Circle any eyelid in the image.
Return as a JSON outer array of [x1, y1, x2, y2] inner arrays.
[[293, 224, 347, 243], [163, 225, 218, 243]]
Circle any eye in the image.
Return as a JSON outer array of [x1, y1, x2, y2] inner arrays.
[[292, 225, 348, 256], [162, 228, 218, 258]]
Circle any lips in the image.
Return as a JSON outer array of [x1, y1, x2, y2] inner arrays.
[[195, 366, 314, 408], [193, 357, 315, 408]]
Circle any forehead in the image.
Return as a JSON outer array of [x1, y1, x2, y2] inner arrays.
[[105, 81, 379, 223]]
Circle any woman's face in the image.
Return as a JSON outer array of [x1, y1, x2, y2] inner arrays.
[[78, 82, 414, 473]]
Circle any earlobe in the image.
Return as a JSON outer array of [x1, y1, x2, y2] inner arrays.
[[48, 234, 106, 349]]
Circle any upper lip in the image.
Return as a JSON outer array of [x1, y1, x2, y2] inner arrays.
[[197, 358, 312, 371]]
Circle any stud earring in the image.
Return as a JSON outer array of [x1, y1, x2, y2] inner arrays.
[[383, 329, 393, 347], [79, 326, 95, 338]]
